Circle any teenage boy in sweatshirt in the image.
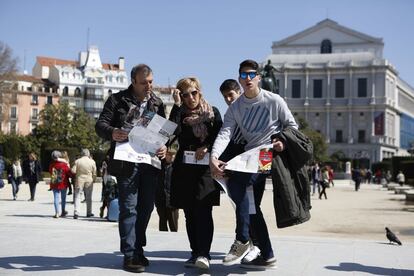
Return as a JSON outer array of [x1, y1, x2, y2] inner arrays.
[[210, 59, 298, 269]]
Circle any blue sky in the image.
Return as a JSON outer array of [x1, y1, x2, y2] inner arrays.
[[1, 0, 413, 114]]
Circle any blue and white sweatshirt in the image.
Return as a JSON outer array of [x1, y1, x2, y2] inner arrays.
[[211, 89, 298, 159]]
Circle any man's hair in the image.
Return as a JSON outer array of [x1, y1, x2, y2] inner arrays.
[[81, 148, 90, 157], [130, 64, 152, 81], [219, 79, 241, 93], [239, 59, 259, 74]]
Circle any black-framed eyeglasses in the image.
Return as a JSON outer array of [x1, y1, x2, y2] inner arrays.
[[239, 71, 258, 80], [180, 90, 198, 99]]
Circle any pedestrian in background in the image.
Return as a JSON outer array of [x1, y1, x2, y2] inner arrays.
[[311, 163, 321, 195], [49, 151, 73, 218], [319, 166, 329, 199], [22, 153, 42, 201], [328, 166, 334, 187], [0, 147, 5, 190], [396, 171, 405, 186], [8, 159, 22, 200], [155, 149, 179, 232], [72, 149, 97, 219]]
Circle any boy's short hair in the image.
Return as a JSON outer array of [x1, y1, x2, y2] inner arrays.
[[219, 79, 241, 93], [239, 59, 259, 74]]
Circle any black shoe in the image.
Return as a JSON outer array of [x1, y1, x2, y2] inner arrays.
[[134, 254, 149, 267], [61, 211, 68, 217], [123, 257, 145, 273], [86, 213, 94, 218], [73, 214, 79, 219], [241, 255, 277, 269], [184, 255, 197, 268]]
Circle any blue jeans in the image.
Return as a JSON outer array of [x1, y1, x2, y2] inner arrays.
[[52, 189, 67, 214], [11, 177, 21, 198], [117, 163, 159, 257], [227, 172, 274, 259]]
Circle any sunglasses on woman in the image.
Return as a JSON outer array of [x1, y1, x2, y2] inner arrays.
[[239, 71, 258, 80], [180, 90, 198, 99]]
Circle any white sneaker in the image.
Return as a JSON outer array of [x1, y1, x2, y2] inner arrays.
[[223, 240, 251, 266], [195, 256, 209, 269], [242, 245, 260, 263]]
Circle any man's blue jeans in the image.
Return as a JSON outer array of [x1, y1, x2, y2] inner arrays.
[[227, 172, 274, 259], [117, 163, 159, 257]]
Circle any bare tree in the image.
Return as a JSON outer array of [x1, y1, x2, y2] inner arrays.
[[0, 41, 19, 133], [0, 41, 19, 90]]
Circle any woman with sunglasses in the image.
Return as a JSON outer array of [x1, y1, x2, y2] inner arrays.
[[169, 77, 223, 270]]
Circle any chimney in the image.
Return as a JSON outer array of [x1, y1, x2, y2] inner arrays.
[[118, 57, 125, 70]]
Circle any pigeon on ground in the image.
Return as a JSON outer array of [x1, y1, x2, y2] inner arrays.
[[385, 227, 402, 245]]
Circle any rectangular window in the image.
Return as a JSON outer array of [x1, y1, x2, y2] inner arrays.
[[313, 79, 322, 98], [47, 96, 53, 104], [10, 107, 17, 119], [336, 130, 343, 143], [335, 79, 345, 98], [358, 78, 367, 97], [10, 122, 16, 134], [32, 108, 38, 119], [31, 94, 38, 105], [292, 80, 301, 98], [358, 130, 366, 143]]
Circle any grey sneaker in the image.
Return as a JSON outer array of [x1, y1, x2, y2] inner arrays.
[[195, 256, 209, 269], [241, 255, 277, 269], [222, 240, 251, 266], [242, 245, 261, 263]]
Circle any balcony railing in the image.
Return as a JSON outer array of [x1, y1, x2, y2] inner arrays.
[[84, 94, 104, 100], [84, 107, 103, 113]]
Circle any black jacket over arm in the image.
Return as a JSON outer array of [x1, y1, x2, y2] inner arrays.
[[271, 127, 313, 228], [95, 85, 165, 177]]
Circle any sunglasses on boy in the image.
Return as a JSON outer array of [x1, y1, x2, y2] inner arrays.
[[239, 71, 258, 80], [180, 90, 198, 99]]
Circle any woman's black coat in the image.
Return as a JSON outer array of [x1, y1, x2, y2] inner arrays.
[[168, 104, 222, 209]]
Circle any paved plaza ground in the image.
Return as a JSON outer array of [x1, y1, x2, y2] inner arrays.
[[0, 179, 413, 275]]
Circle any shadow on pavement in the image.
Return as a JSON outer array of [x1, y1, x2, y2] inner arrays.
[[325, 262, 414, 275], [0, 251, 250, 275]]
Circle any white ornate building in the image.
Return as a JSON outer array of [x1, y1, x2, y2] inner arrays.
[[264, 19, 414, 164], [32, 46, 128, 118]]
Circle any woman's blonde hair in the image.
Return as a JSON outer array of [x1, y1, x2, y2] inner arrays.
[[176, 77, 202, 93]]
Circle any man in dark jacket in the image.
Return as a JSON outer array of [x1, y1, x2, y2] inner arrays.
[[95, 64, 167, 273]]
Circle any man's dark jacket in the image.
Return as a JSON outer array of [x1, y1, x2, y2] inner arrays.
[[271, 127, 313, 228], [95, 85, 165, 176]]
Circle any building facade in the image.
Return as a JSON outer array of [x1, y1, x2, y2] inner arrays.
[[0, 75, 59, 135], [264, 19, 414, 164], [32, 46, 128, 119]]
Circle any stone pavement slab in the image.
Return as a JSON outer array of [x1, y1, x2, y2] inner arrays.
[[0, 180, 413, 275]]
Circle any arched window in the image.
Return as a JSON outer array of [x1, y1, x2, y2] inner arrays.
[[108, 89, 112, 96], [63, 86, 69, 96], [75, 87, 81, 97], [321, 39, 332, 54]]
